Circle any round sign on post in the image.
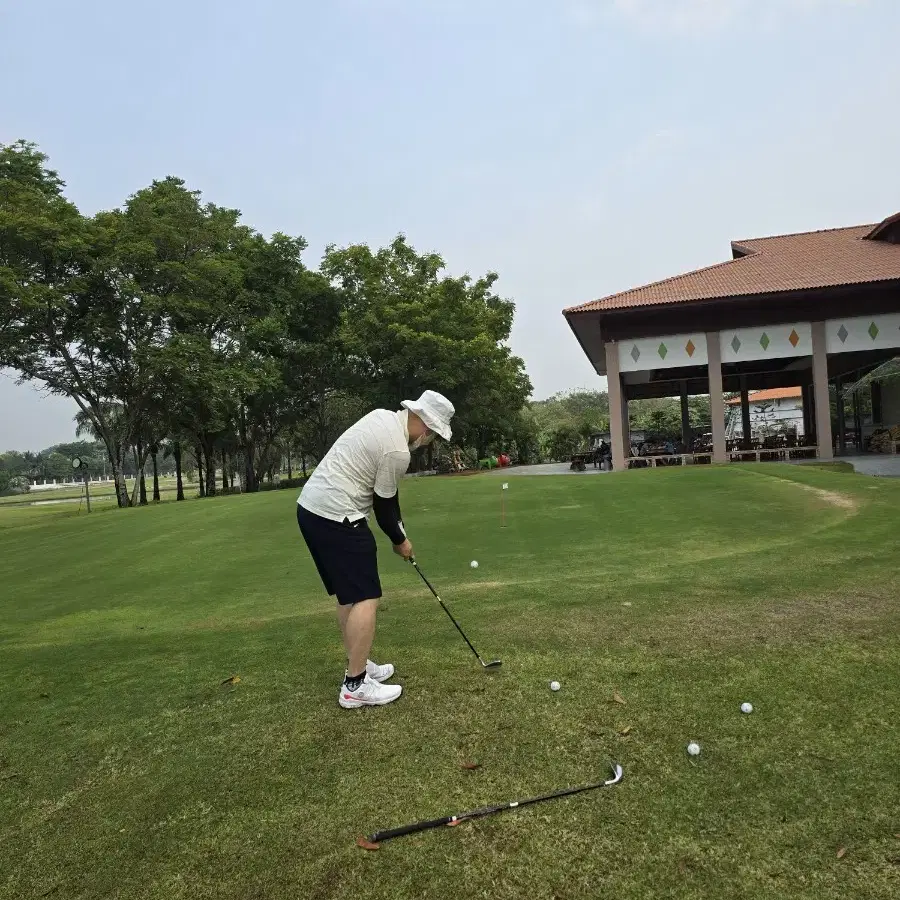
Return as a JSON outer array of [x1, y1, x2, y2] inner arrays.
[[72, 457, 90, 512]]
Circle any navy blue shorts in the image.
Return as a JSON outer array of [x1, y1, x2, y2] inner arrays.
[[297, 504, 382, 606]]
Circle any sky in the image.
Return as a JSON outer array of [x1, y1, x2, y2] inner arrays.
[[2, 0, 898, 450]]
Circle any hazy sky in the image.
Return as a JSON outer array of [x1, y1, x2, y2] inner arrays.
[[2, 0, 898, 451]]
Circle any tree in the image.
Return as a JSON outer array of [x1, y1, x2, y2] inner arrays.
[[529, 390, 610, 461], [322, 235, 531, 453], [231, 233, 343, 491], [0, 141, 183, 507], [509, 407, 542, 464], [100, 176, 248, 501], [0, 141, 141, 505], [546, 425, 582, 462]]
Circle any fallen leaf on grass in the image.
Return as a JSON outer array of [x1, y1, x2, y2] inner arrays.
[[220, 675, 241, 687], [618, 726, 632, 736], [613, 692, 627, 705], [461, 762, 481, 770], [836, 847, 847, 859], [356, 836, 380, 851]]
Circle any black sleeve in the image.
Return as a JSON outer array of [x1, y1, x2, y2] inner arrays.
[[373, 491, 407, 545]]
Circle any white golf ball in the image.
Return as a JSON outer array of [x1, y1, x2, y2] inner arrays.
[[550, 681, 561, 692], [741, 702, 753, 714], [687, 741, 701, 757], [470, 560, 479, 569]]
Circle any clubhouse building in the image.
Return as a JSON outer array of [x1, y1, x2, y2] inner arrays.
[[564, 213, 900, 471]]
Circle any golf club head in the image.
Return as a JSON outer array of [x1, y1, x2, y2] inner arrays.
[[604, 763, 624, 786], [481, 659, 502, 669]]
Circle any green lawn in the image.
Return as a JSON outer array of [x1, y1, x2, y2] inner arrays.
[[1, 466, 899, 899]]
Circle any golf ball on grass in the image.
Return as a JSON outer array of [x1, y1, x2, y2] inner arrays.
[[741, 702, 753, 714], [687, 742, 701, 757], [550, 681, 561, 692], [470, 560, 479, 569]]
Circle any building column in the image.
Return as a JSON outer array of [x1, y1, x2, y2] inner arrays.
[[739, 375, 751, 448], [801, 383, 813, 440], [835, 376, 846, 454], [811, 321, 834, 460], [605, 342, 627, 471], [871, 381, 883, 425], [680, 381, 691, 450], [852, 388, 862, 452], [706, 332, 726, 463]]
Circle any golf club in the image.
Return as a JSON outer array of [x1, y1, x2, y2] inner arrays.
[[367, 762, 624, 844], [409, 557, 501, 669]]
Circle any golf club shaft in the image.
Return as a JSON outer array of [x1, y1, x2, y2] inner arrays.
[[410, 560, 487, 664], [370, 766, 623, 843]]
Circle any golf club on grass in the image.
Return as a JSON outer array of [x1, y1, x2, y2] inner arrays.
[[409, 557, 501, 669], [366, 762, 624, 845]]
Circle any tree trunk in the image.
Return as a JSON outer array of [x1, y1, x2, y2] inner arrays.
[[151, 445, 160, 502], [203, 438, 216, 498], [132, 443, 150, 507], [174, 441, 185, 501], [222, 450, 229, 493], [301, 453, 307, 478], [287, 449, 292, 480], [136, 438, 147, 506], [196, 445, 206, 498], [131, 450, 141, 506], [100, 437, 131, 508], [112, 449, 130, 508], [239, 405, 258, 493]]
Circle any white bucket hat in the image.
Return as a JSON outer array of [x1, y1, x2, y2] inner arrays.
[[402, 390, 455, 441]]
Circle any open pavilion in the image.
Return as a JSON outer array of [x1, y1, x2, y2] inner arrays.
[[563, 213, 900, 471]]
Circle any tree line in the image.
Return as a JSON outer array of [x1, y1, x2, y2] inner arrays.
[[0, 140, 532, 506], [528, 390, 714, 461]]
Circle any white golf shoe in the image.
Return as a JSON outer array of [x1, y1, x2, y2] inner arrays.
[[339, 674, 402, 709], [365, 659, 395, 682], [344, 660, 395, 683]]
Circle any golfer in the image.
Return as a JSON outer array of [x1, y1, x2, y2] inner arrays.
[[297, 390, 455, 708]]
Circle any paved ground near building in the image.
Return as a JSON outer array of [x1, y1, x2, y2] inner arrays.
[[837, 455, 900, 477], [483, 462, 607, 477], [485, 457, 900, 478]]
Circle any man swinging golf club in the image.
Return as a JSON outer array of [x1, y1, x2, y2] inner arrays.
[[297, 390, 455, 708]]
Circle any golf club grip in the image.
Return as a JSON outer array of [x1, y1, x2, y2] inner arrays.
[[370, 814, 454, 842]]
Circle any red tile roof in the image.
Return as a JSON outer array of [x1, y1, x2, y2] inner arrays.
[[565, 215, 900, 313], [725, 387, 802, 405]]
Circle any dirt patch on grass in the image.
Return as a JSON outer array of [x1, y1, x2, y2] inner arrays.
[[791, 482, 859, 511], [738, 468, 861, 515]]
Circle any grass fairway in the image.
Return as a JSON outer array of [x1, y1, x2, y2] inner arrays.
[[1, 466, 899, 899]]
